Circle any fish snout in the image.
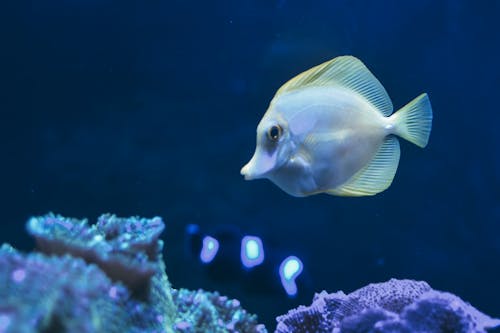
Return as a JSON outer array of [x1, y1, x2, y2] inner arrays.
[[240, 163, 254, 180], [240, 160, 262, 180], [240, 150, 277, 181]]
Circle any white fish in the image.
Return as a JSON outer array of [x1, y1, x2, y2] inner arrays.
[[240, 56, 433, 197]]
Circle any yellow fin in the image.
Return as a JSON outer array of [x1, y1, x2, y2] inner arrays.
[[327, 136, 400, 197], [276, 56, 393, 116], [391, 93, 433, 148]]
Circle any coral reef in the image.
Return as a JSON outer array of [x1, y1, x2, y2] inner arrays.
[[3, 213, 499, 333], [172, 289, 266, 333], [275, 278, 500, 333], [0, 244, 131, 332], [26, 213, 165, 293], [0, 213, 266, 333]]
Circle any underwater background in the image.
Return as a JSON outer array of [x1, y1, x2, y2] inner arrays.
[[1, 0, 499, 329]]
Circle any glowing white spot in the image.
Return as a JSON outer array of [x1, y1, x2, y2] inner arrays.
[[279, 256, 304, 297], [283, 259, 300, 280], [240, 236, 264, 268], [246, 240, 259, 259], [200, 236, 219, 264]]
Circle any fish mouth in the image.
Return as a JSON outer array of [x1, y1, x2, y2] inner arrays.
[[240, 150, 277, 180], [240, 164, 255, 180], [240, 161, 268, 180]]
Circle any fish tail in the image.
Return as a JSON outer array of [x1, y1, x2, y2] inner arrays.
[[390, 93, 433, 148]]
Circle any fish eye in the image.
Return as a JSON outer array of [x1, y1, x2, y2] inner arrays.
[[267, 125, 282, 142]]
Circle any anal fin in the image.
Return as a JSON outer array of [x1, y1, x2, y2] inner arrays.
[[327, 136, 401, 197]]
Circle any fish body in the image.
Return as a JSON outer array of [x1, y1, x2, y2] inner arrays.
[[240, 56, 433, 197]]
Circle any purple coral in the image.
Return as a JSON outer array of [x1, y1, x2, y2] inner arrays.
[[275, 278, 500, 333]]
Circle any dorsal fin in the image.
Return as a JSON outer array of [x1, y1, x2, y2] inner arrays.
[[276, 56, 393, 116], [327, 136, 400, 196]]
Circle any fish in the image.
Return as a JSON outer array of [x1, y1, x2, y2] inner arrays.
[[240, 55, 433, 197]]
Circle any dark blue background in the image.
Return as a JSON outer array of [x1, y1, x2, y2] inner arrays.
[[1, 0, 499, 329]]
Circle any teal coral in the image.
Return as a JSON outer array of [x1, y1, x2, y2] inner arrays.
[[26, 213, 165, 293], [0, 214, 266, 333], [172, 288, 267, 333], [0, 244, 131, 332]]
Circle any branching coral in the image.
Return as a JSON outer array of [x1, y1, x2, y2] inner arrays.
[[275, 278, 500, 333]]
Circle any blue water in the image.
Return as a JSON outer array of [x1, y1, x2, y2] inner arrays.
[[1, 1, 499, 329]]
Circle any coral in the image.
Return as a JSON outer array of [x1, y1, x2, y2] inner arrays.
[[172, 289, 267, 333], [26, 213, 165, 293], [7, 212, 499, 333], [0, 244, 130, 332], [0, 213, 266, 333], [275, 278, 500, 333]]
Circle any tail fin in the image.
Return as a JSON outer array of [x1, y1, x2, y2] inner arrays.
[[391, 93, 433, 148]]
